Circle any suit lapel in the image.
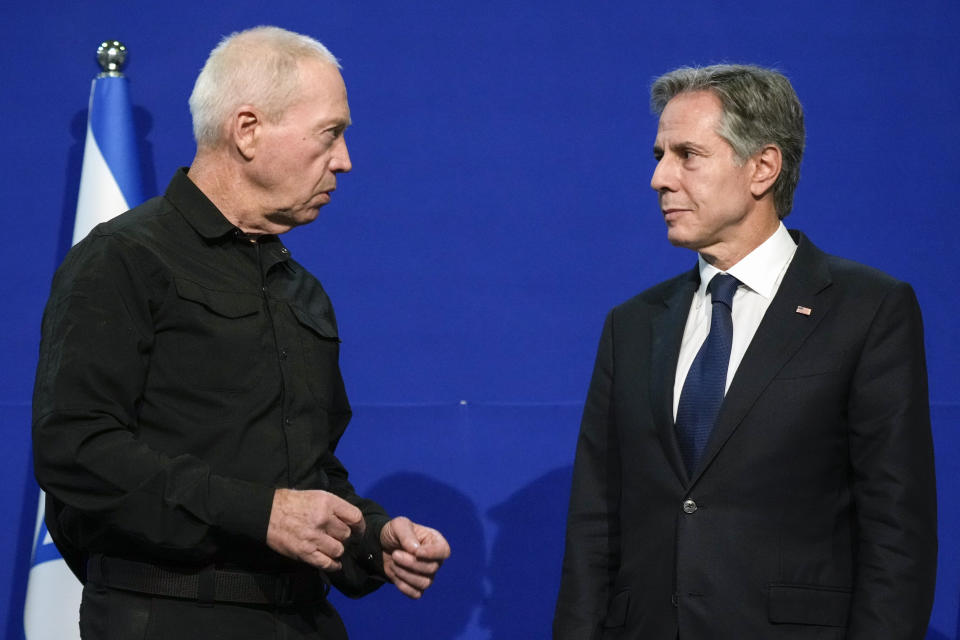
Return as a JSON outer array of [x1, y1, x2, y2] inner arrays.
[[650, 267, 699, 485], [689, 231, 835, 487]]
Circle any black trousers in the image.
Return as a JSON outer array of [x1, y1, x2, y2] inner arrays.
[[79, 582, 349, 640]]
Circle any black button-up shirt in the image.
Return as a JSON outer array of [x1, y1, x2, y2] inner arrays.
[[33, 169, 388, 586]]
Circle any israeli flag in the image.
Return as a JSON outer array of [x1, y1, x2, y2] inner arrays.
[[72, 68, 144, 243], [24, 62, 144, 640]]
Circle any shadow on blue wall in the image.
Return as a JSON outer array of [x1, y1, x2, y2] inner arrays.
[[335, 472, 485, 638], [482, 465, 572, 639], [335, 466, 575, 638]]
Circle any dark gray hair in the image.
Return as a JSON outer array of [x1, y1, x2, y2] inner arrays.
[[651, 64, 805, 218]]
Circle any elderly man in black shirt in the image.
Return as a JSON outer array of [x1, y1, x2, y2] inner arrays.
[[33, 26, 450, 640]]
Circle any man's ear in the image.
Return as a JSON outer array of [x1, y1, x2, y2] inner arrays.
[[749, 144, 782, 198], [232, 106, 261, 161]]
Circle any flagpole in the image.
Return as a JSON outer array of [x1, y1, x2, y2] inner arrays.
[[24, 39, 144, 640]]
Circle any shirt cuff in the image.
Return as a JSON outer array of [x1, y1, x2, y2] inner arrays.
[[357, 513, 389, 576], [208, 475, 276, 542]]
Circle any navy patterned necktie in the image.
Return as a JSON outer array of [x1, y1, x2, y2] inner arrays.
[[675, 273, 741, 475]]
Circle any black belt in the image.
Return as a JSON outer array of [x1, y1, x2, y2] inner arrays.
[[86, 554, 330, 606]]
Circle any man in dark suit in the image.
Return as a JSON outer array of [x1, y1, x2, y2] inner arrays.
[[554, 64, 937, 639]]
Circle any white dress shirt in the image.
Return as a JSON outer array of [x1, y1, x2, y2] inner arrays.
[[672, 223, 798, 420]]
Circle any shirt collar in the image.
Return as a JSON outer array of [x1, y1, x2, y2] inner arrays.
[[164, 167, 238, 240], [695, 222, 798, 302], [163, 167, 294, 267]]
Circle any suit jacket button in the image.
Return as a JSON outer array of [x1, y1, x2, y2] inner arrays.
[[682, 499, 697, 514]]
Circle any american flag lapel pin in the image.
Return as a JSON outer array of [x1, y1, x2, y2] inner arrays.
[[795, 305, 812, 316]]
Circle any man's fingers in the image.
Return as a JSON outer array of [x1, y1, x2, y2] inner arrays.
[[413, 532, 451, 561], [393, 580, 425, 599], [383, 516, 422, 553], [313, 534, 346, 562], [266, 489, 368, 567], [305, 545, 343, 572], [297, 490, 363, 541], [285, 527, 347, 570], [390, 549, 441, 575], [332, 499, 365, 533], [313, 516, 350, 542], [380, 516, 449, 598], [384, 556, 433, 599], [314, 492, 363, 540]]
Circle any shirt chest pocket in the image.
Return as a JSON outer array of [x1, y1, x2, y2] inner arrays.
[[165, 278, 269, 391], [290, 305, 342, 409]]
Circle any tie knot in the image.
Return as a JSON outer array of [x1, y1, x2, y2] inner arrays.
[[708, 273, 739, 309]]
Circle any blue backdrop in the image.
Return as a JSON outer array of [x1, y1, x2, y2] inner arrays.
[[2, 1, 958, 638]]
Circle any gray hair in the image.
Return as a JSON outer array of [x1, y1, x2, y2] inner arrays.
[[189, 26, 340, 148], [651, 64, 805, 218]]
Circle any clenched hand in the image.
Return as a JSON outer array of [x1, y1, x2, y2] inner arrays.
[[380, 516, 451, 599], [266, 488, 365, 571]]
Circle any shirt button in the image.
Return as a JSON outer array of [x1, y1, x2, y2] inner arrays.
[[279, 349, 287, 360], [284, 418, 292, 426], [682, 499, 698, 514]]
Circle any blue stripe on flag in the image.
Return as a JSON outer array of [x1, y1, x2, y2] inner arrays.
[[89, 76, 145, 209], [30, 519, 63, 567]]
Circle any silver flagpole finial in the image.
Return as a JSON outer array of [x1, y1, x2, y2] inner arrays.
[[96, 40, 128, 77]]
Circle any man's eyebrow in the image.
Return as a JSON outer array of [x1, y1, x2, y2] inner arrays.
[[672, 140, 705, 150], [315, 117, 352, 132], [655, 140, 709, 154]]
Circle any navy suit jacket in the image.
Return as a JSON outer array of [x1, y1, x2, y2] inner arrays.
[[554, 231, 937, 640]]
